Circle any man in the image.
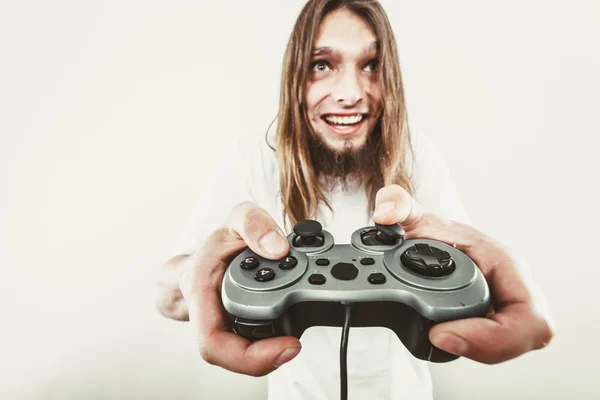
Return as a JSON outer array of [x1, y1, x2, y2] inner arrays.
[[156, 1, 554, 399]]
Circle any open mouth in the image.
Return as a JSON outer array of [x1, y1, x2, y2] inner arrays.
[[322, 113, 366, 127], [321, 113, 367, 136]]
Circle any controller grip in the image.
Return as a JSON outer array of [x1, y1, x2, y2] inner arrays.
[[227, 301, 469, 363]]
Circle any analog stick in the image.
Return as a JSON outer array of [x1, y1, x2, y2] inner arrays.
[[293, 220, 325, 247], [361, 223, 405, 246], [375, 223, 405, 244]]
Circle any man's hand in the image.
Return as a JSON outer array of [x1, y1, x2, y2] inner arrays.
[[372, 184, 555, 364], [178, 202, 302, 376]]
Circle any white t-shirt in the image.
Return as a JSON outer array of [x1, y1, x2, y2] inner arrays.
[[171, 125, 469, 400]]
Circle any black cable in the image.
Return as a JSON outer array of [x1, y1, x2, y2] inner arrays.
[[340, 302, 353, 400], [264, 115, 277, 151]]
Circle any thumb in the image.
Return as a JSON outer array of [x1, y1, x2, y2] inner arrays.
[[371, 185, 479, 253], [198, 330, 302, 376]]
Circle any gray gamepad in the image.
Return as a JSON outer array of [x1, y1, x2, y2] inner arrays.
[[221, 220, 491, 362]]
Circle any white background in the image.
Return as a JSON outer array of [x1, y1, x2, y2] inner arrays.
[[1, 0, 599, 399]]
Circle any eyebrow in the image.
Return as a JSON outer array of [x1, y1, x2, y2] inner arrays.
[[312, 40, 379, 56]]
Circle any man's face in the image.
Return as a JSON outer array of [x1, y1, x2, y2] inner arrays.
[[305, 9, 382, 154]]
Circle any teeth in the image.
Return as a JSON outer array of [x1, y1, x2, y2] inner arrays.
[[325, 114, 363, 125]]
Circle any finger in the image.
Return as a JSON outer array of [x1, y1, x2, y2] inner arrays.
[[429, 303, 554, 364], [202, 330, 302, 376], [372, 184, 424, 226], [181, 202, 289, 292], [403, 215, 485, 265], [370, 186, 484, 269], [370, 185, 481, 253], [187, 285, 301, 376], [226, 201, 289, 260]]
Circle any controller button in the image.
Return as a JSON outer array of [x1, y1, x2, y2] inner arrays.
[[293, 220, 325, 247], [401, 244, 455, 277], [309, 273, 326, 285], [442, 260, 456, 274], [361, 227, 395, 246], [375, 223, 405, 239], [316, 258, 330, 266], [278, 255, 298, 270], [427, 264, 444, 277], [331, 262, 358, 281], [254, 268, 275, 282], [415, 243, 430, 252], [360, 257, 375, 265], [368, 273, 386, 284], [234, 317, 275, 339], [411, 262, 428, 274], [240, 256, 259, 270], [294, 219, 322, 237]]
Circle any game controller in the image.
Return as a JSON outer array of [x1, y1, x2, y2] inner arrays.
[[221, 220, 491, 362]]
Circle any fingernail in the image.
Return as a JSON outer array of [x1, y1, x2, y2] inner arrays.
[[431, 333, 468, 356], [259, 231, 287, 256], [274, 347, 301, 368], [373, 201, 396, 219]]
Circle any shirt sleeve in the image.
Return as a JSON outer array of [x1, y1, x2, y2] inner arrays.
[[168, 137, 257, 258], [409, 130, 471, 224]]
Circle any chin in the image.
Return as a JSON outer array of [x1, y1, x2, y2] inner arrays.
[[323, 132, 369, 153]]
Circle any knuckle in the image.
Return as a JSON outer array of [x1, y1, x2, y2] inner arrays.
[[242, 206, 270, 238], [215, 226, 238, 245], [437, 217, 453, 230], [231, 201, 257, 218], [375, 184, 390, 199], [233, 200, 255, 212], [388, 184, 407, 197], [230, 201, 272, 239], [379, 183, 401, 197], [200, 349, 216, 366], [467, 230, 493, 257], [229, 201, 257, 225], [198, 339, 216, 365]]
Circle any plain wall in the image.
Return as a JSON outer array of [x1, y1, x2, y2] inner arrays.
[[1, 0, 599, 398]]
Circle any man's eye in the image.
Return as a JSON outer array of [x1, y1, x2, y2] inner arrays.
[[364, 60, 379, 72], [312, 61, 331, 72]]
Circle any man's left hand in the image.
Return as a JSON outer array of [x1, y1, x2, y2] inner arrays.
[[371, 184, 555, 364]]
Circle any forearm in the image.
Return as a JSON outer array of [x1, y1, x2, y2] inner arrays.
[[156, 254, 191, 321]]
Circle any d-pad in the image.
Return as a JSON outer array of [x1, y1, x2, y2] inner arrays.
[[401, 243, 455, 277]]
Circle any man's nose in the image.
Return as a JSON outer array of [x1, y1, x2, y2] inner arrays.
[[331, 68, 364, 106]]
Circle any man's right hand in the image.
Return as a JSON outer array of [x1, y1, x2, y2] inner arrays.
[[178, 202, 302, 376]]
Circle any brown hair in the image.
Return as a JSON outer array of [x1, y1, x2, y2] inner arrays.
[[275, 0, 414, 228]]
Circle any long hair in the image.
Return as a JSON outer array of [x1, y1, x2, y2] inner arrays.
[[276, 0, 414, 228]]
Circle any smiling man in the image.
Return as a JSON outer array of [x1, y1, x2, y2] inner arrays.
[[275, 0, 414, 221], [156, 1, 553, 399]]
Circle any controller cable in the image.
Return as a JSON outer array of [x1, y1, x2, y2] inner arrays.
[[340, 302, 353, 400]]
